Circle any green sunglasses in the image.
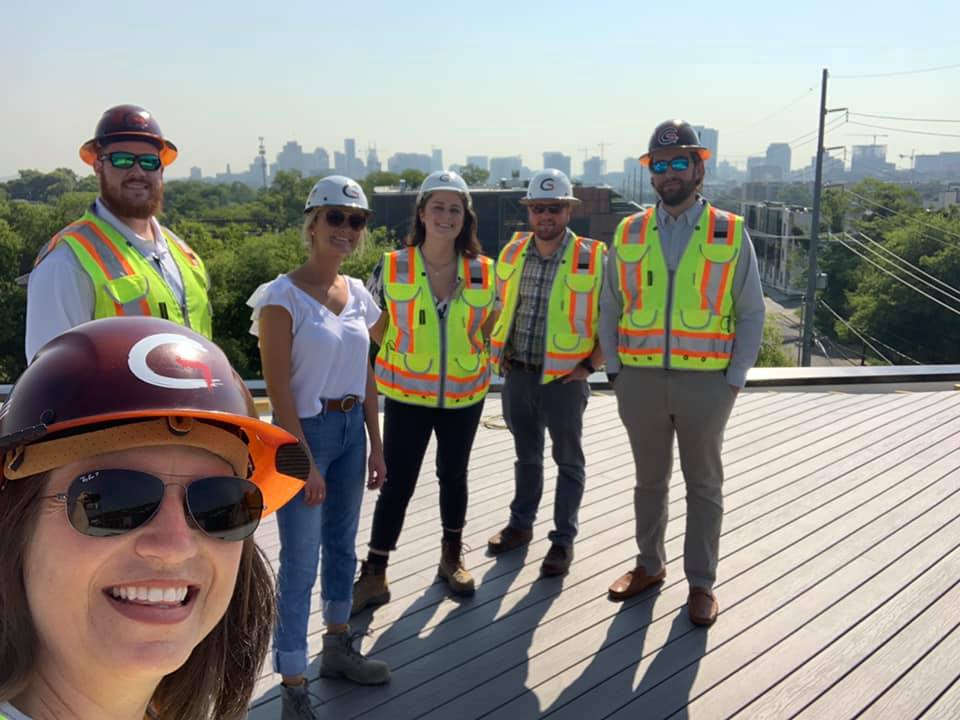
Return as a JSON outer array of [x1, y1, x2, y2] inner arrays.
[[100, 151, 163, 172]]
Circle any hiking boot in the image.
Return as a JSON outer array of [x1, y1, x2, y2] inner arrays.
[[437, 539, 476, 596], [540, 543, 574, 576], [281, 680, 319, 720], [487, 525, 533, 555], [351, 560, 390, 615], [320, 628, 390, 685]]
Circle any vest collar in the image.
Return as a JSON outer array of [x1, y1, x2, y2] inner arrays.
[[93, 198, 168, 258]]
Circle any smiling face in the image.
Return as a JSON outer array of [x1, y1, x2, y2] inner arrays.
[[22, 445, 243, 685], [418, 190, 466, 247], [527, 202, 572, 242], [94, 140, 164, 220], [308, 205, 365, 258], [649, 149, 703, 208]]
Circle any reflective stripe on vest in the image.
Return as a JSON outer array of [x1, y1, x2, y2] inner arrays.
[[375, 247, 494, 408], [615, 204, 742, 370], [491, 231, 605, 384], [35, 210, 213, 338]]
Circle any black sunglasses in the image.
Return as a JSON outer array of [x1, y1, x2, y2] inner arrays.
[[530, 204, 566, 215], [100, 151, 163, 172], [44, 469, 263, 541], [325, 209, 368, 230], [650, 157, 691, 174]]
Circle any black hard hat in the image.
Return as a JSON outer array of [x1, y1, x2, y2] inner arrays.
[[639, 119, 711, 166], [79, 104, 178, 167]]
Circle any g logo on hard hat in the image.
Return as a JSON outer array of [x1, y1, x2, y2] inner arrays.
[[659, 128, 680, 145], [342, 184, 361, 199], [128, 333, 222, 391], [540, 178, 555, 191], [440, 173, 451, 182]]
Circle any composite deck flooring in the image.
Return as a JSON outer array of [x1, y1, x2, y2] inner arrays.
[[247, 388, 960, 719]]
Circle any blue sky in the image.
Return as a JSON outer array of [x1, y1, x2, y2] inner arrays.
[[4, 1, 959, 179]]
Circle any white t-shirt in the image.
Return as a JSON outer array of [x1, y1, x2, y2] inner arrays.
[[247, 274, 381, 418], [0, 700, 31, 719]]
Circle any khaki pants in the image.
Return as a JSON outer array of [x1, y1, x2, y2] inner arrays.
[[615, 367, 736, 590]]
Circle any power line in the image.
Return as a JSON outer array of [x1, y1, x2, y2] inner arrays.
[[818, 299, 892, 364], [843, 189, 960, 246], [745, 87, 816, 129], [850, 231, 960, 303], [833, 63, 960, 80], [847, 120, 960, 139], [833, 235, 960, 317], [849, 112, 960, 124]]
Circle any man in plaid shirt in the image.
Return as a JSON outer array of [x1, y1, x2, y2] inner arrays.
[[486, 169, 605, 576]]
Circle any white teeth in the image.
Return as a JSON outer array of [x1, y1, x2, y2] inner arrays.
[[109, 585, 189, 604]]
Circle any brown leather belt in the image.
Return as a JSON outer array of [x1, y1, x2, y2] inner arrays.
[[323, 395, 360, 412]]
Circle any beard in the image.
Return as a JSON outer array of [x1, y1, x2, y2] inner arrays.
[[533, 221, 567, 242], [656, 178, 698, 207], [99, 178, 163, 220]]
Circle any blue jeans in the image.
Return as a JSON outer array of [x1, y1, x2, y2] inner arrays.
[[273, 405, 366, 677]]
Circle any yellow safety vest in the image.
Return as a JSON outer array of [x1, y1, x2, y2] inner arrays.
[[614, 203, 743, 370], [35, 208, 213, 338], [490, 231, 605, 384], [375, 246, 495, 408]]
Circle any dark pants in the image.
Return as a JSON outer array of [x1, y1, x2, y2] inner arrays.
[[502, 368, 589, 547], [369, 397, 485, 551]]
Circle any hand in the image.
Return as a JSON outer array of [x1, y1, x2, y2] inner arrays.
[[729, 385, 740, 397], [561, 364, 591, 384], [368, 448, 387, 490], [303, 465, 327, 506]]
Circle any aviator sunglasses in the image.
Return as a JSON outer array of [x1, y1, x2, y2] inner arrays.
[[100, 151, 163, 172], [325, 209, 368, 231], [43, 469, 264, 541], [530, 204, 566, 215], [650, 157, 691, 175]]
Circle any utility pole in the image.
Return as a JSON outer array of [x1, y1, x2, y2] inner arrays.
[[801, 68, 846, 366]]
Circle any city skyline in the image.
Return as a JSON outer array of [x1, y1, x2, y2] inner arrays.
[[3, 2, 959, 179]]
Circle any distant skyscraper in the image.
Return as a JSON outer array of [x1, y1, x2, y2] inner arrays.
[[431, 148, 443, 172], [582, 156, 605, 183], [334, 151, 347, 174], [345, 138, 356, 163], [766, 143, 791, 177], [692, 125, 719, 173], [388, 152, 433, 174], [465, 155, 488, 171], [489, 155, 522, 182], [189, 166, 202, 181], [366, 145, 381, 174], [306, 147, 329, 174], [542, 151, 571, 178], [272, 140, 305, 175]]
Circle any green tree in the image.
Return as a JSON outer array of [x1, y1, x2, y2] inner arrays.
[[400, 169, 427, 189], [459, 164, 490, 187], [0, 219, 26, 381], [755, 317, 793, 367]]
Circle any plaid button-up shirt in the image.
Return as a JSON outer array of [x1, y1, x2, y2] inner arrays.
[[504, 231, 571, 367]]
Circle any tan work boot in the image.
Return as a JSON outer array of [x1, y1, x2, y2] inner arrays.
[[320, 628, 390, 685], [351, 560, 390, 615], [437, 539, 476, 596]]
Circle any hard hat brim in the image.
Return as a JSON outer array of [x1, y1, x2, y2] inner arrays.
[[639, 146, 712, 166], [80, 136, 179, 167], [518, 196, 581, 206]]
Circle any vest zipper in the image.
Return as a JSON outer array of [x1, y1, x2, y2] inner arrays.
[[437, 294, 448, 408], [664, 269, 675, 369]]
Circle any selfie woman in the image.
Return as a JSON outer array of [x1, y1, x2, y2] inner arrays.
[[0, 317, 309, 720]]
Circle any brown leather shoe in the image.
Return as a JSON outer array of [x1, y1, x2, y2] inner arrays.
[[540, 543, 573, 576], [608, 566, 666, 601], [687, 587, 719, 626], [487, 526, 533, 555]]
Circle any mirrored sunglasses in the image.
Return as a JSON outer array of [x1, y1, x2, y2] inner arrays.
[[43, 469, 263, 541], [650, 157, 691, 175], [100, 151, 163, 172]]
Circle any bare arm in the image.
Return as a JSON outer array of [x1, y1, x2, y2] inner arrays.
[[363, 360, 385, 489], [258, 304, 326, 504]]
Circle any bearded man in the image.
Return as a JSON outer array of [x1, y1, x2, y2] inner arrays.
[[26, 105, 212, 361]]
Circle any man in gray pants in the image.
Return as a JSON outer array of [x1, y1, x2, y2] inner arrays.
[[599, 120, 765, 625], [486, 169, 605, 576]]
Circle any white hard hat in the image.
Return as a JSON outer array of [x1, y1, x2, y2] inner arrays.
[[304, 175, 370, 214], [416, 170, 471, 205], [520, 168, 580, 205]]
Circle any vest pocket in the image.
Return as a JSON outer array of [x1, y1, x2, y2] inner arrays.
[[678, 309, 713, 330], [461, 287, 494, 309], [383, 282, 422, 303], [564, 272, 598, 294], [103, 274, 149, 306], [617, 243, 650, 264], [699, 242, 740, 265], [626, 307, 659, 329], [495, 261, 517, 282], [551, 332, 589, 353]]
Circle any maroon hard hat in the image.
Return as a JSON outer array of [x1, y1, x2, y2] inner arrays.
[[0, 317, 307, 516], [79, 104, 178, 167], [639, 119, 711, 166]]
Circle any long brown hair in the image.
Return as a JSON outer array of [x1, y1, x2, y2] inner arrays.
[[405, 191, 482, 258], [0, 472, 275, 720]]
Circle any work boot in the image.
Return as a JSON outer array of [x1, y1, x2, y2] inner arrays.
[[540, 543, 574, 576], [320, 628, 390, 685], [438, 539, 476, 596], [280, 680, 319, 720], [351, 560, 390, 615], [487, 525, 533, 555]]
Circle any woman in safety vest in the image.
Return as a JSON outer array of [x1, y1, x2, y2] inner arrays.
[[0, 316, 309, 720], [247, 176, 389, 716], [352, 170, 495, 611]]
